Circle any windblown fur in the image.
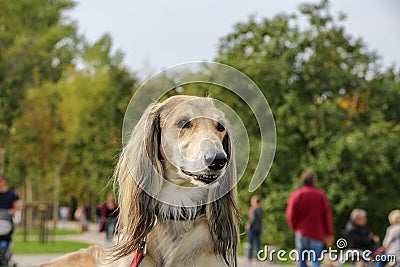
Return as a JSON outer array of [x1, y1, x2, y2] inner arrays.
[[40, 95, 239, 267], [113, 96, 239, 266]]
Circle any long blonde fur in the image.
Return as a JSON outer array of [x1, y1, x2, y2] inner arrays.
[[113, 96, 239, 266], [39, 96, 240, 267]]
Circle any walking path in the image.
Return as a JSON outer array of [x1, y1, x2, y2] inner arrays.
[[13, 221, 279, 267], [13, 222, 106, 267]]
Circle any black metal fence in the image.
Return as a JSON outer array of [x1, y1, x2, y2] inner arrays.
[[20, 202, 54, 243]]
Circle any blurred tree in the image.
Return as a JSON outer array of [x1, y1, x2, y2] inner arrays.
[[1, 0, 136, 213], [2, 0, 399, 246], [0, 0, 79, 183], [216, 0, 400, 247], [7, 83, 64, 200], [57, 35, 135, 216], [6, 32, 135, 218]]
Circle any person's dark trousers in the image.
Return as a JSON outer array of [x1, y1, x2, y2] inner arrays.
[[247, 230, 261, 260], [104, 217, 117, 242]]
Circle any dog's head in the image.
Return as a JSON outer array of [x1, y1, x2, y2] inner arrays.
[[158, 96, 230, 186], [114, 95, 238, 266]]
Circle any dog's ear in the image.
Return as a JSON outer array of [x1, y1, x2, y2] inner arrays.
[[113, 103, 163, 260], [208, 127, 239, 267]]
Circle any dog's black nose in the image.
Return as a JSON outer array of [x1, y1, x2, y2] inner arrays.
[[205, 152, 228, 171]]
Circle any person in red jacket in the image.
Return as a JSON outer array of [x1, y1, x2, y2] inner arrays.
[[99, 193, 119, 244], [286, 170, 334, 267]]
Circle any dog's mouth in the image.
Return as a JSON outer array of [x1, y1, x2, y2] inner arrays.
[[181, 169, 220, 184]]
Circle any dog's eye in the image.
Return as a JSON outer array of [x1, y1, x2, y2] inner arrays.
[[217, 122, 225, 132], [177, 119, 191, 129]]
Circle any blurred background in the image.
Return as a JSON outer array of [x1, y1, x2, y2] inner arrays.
[[0, 0, 399, 255]]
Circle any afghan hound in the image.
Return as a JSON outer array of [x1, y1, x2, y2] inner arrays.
[[40, 95, 239, 267]]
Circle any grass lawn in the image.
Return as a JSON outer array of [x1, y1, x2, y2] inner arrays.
[[13, 240, 90, 254], [15, 228, 81, 237]]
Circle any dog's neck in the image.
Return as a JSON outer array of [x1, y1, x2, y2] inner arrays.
[[156, 182, 208, 221], [156, 204, 206, 221]]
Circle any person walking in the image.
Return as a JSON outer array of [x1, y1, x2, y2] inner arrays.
[[383, 209, 400, 267], [286, 170, 334, 267], [99, 193, 119, 244], [247, 195, 264, 263], [74, 204, 89, 232], [59, 206, 70, 230]]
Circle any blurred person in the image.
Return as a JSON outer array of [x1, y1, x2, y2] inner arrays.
[[74, 204, 88, 232], [95, 202, 102, 225], [383, 209, 400, 266], [345, 208, 385, 267], [59, 206, 70, 230], [0, 175, 19, 217], [345, 209, 380, 250], [99, 193, 119, 243], [0, 174, 20, 266], [246, 195, 263, 263], [286, 170, 334, 267]]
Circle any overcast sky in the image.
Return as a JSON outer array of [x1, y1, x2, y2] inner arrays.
[[69, 0, 400, 79]]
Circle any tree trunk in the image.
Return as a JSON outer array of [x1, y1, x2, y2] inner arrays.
[[53, 164, 61, 231]]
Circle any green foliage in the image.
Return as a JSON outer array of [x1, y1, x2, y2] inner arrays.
[[55, 37, 135, 204], [6, 36, 135, 204], [1, 1, 136, 208], [216, 0, 400, 247], [0, 0, 79, 144], [2, 0, 399, 251]]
